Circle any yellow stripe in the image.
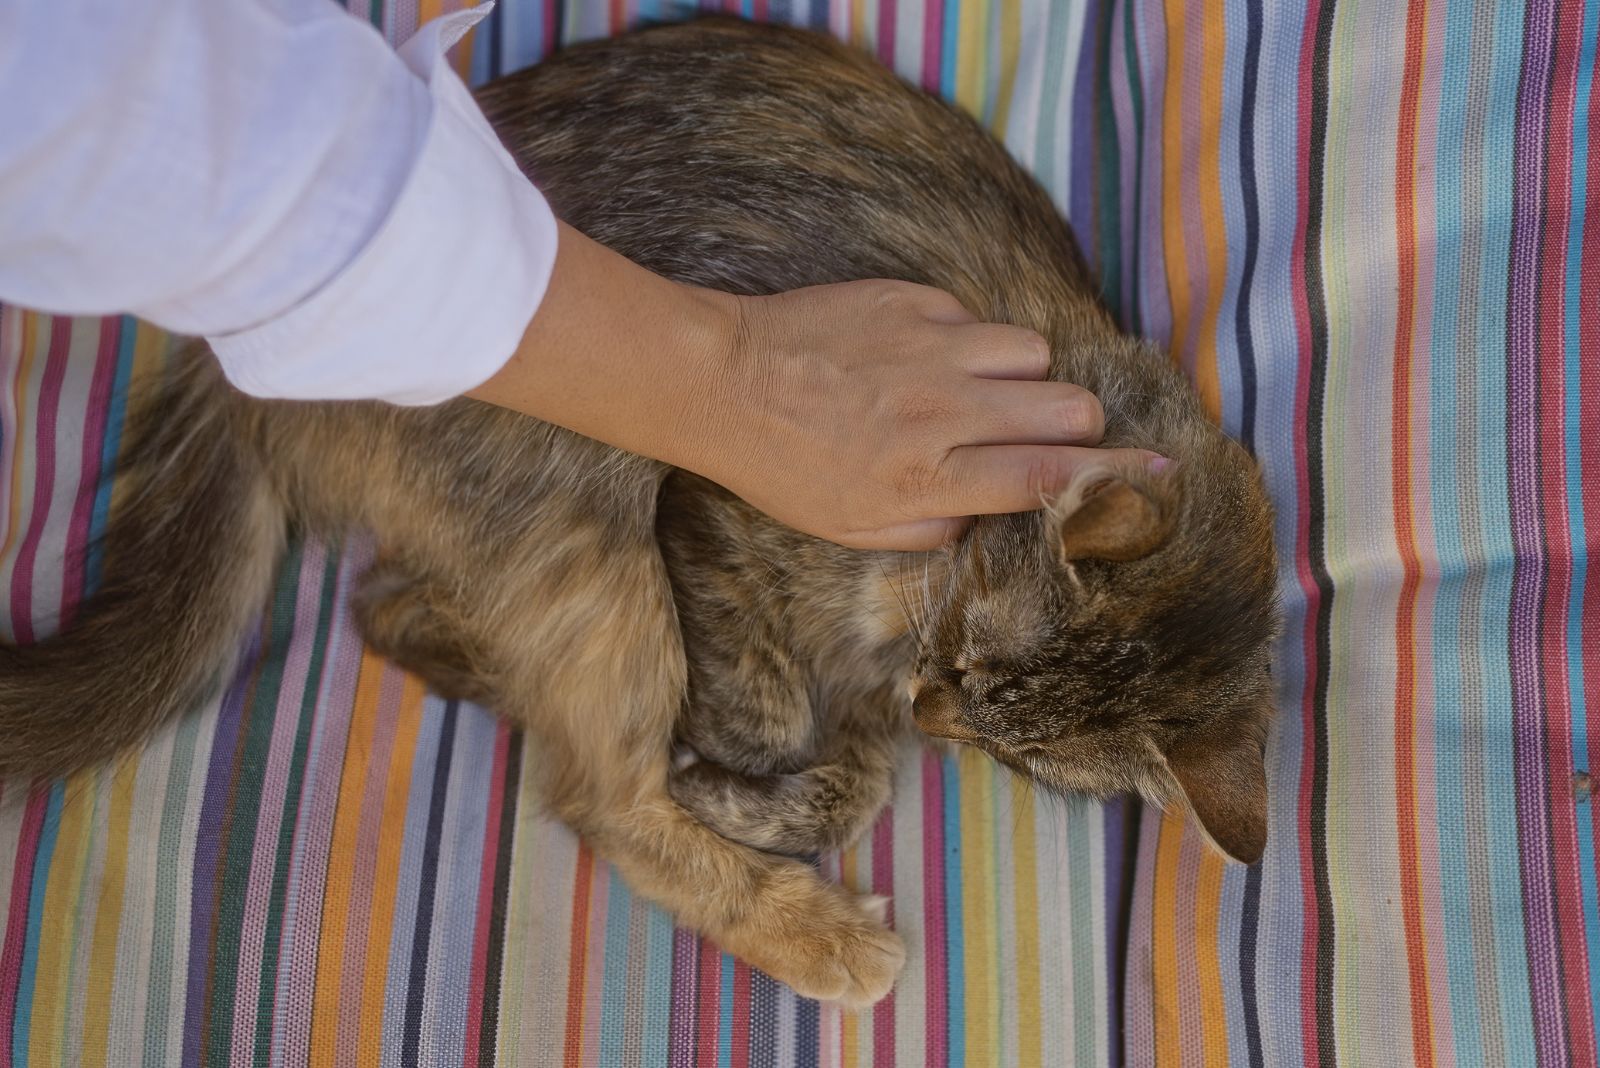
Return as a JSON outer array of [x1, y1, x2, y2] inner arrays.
[[1009, 775, 1042, 1068], [79, 755, 141, 1068], [840, 845, 860, 1066], [1192, 0, 1229, 418], [1194, 849, 1229, 1065], [30, 770, 100, 1067], [958, 749, 997, 1060], [310, 650, 389, 1068], [956, 0, 986, 118], [2, 311, 39, 570], [1150, 811, 1184, 1065], [991, 0, 1023, 138], [357, 674, 427, 1067], [851, 0, 869, 49]]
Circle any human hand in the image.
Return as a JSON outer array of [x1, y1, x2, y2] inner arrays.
[[683, 279, 1160, 550]]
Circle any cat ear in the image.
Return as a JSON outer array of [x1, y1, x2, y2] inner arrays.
[[1054, 478, 1170, 563], [1162, 734, 1268, 864]]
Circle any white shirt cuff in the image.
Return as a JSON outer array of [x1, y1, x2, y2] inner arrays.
[[208, 8, 558, 406]]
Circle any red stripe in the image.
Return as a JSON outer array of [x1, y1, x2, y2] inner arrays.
[[1288, 2, 1324, 1062], [8, 317, 71, 646], [57, 318, 119, 628], [1389, 0, 1434, 1060], [0, 785, 48, 1068], [876, 0, 896, 66], [1535, 7, 1598, 1059], [1581, 0, 1600, 891], [561, 845, 595, 1066], [872, 808, 896, 1066], [921, 752, 947, 1068], [461, 725, 511, 1068], [696, 940, 720, 1068], [731, 963, 751, 1068]]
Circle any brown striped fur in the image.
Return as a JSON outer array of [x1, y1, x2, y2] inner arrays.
[[0, 20, 1277, 1007]]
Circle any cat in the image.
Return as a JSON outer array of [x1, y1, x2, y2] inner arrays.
[[0, 18, 1278, 1007]]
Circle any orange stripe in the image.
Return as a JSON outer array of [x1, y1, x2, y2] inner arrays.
[[841, 847, 860, 1065], [356, 674, 427, 1068], [562, 844, 595, 1066], [1192, 0, 1229, 418], [1390, 0, 1434, 1060], [309, 650, 389, 1068], [1150, 811, 1184, 1065], [1193, 850, 1229, 1066]]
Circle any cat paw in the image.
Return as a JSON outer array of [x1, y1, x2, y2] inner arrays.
[[735, 878, 904, 1009]]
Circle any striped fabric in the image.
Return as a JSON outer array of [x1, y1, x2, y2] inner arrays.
[[1, 0, 1595, 1064]]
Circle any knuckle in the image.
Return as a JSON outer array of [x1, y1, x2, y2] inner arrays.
[[1024, 451, 1077, 499]]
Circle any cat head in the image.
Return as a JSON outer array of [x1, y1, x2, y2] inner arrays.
[[908, 432, 1278, 863]]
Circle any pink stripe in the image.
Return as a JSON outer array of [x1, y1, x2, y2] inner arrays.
[[920, 0, 942, 93], [57, 319, 119, 628], [919, 751, 946, 1068], [9, 317, 71, 645], [0, 787, 47, 1068], [1534, 10, 1596, 1055], [461, 724, 511, 1068], [274, 545, 368, 1064], [876, 0, 895, 65], [1289, 1, 1325, 1061], [229, 541, 334, 1068]]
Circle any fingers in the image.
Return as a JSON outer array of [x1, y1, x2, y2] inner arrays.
[[929, 445, 1165, 517], [961, 379, 1105, 445], [952, 323, 1052, 379]]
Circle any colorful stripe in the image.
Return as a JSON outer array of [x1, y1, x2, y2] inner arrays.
[[5, 0, 1600, 1064]]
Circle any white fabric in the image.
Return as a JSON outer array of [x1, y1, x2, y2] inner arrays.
[[0, 0, 558, 405]]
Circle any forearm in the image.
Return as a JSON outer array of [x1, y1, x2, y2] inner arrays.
[[468, 222, 742, 474]]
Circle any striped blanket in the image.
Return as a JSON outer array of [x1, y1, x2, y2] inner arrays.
[[2, 1, 1596, 1065]]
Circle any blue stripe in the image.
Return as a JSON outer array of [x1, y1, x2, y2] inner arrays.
[[641, 895, 675, 1067], [942, 754, 965, 1067], [1563, 0, 1600, 1038], [12, 782, 65, 1068], [1475, 1, 1539, 1054], [939, 0, 959, 101], [600, 867, 634, 1067], [717, 953, 735, 1066]]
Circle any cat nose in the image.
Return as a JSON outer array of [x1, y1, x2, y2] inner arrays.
[[912, 685, 976, 741]]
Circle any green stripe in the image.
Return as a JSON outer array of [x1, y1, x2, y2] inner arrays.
[[1066, 799, 1097, 1065], [140, 709, 208, 1065], [202, 542, 306, 1067]]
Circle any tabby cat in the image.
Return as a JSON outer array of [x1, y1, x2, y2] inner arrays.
[[0, 19, 1278, 1007]]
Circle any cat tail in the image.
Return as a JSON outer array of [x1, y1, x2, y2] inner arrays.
[[0, 347, 284, 779]]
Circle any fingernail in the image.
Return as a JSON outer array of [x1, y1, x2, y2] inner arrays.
[[1148, 455, 1171, 473]]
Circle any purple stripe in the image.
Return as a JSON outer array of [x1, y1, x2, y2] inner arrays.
[[669, 927, 698, 1067], [1066, 0, 1100, 256], [8, 317, 70, 645], [181, 631, 263, 1067], [1132, 0, 1171, 344], [1505, 0, 1567, 1063]]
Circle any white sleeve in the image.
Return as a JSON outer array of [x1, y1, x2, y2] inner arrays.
[[0, 1, 558, 405]]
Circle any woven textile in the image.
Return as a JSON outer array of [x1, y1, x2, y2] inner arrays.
[[1, 1, 1596, 1065]]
